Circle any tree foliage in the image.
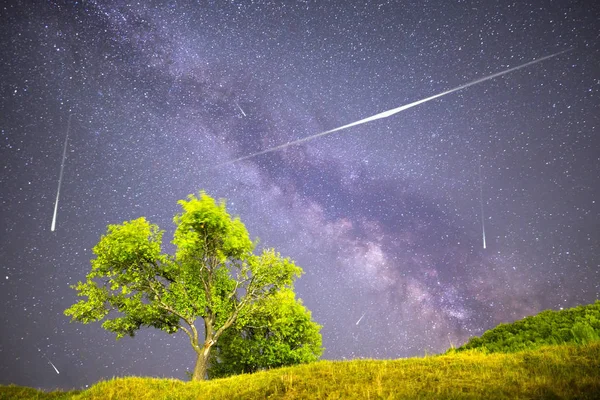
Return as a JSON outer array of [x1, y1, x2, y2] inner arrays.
[[455, 301, 600, 353], [64, 191, 319, 380], [208, 288, 323, 378]]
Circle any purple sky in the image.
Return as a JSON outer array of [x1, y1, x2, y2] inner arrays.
[[1, 0, 598, 390]]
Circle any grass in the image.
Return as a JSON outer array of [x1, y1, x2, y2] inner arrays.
[[2, 342, 599, 399], [0, 386, 76, 400]]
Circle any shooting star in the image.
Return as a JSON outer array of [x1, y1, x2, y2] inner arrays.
[[219, 48, 571, 166], [51, 114, 72, 232], [235, 101, 247, 117], [38, 348, 60, 374], [355, 312, 367, 325], [479, 155, 487, 249]]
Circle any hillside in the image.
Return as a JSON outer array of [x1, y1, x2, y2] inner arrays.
[[456, 301, 600, 353], [1, 342, 599, 399]]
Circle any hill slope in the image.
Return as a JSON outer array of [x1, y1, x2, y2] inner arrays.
[[2, 342, 599, 399], [457, 301, 600, 353]]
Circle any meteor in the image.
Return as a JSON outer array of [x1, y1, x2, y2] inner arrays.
[[47, 358, 60, 375], [235, 101, 247, 117], [356, 312, 367, 325], [219, 49, 571, 166], [479, 155, 487, 250], [38, 348, 60, 374], [51, 114, 72, 232]]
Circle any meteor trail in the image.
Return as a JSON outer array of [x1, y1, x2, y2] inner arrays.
[[235, 101, 247, 117], [479, 155, 487, 250], [356, 312, 367, 325], [47, 358, 60, 375], [38, 348, 60, 374], [220, 49, 571, 166], [51, 114, 72, 232]]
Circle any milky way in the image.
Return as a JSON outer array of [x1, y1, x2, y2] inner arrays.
[[1, 0, 598, 391]]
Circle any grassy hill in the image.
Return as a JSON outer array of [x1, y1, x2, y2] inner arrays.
[[456, 301, 600, 353], [2, 342, 600, 399], [4, 302, 600, 399]]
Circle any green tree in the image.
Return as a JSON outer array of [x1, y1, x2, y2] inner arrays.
[[207, 288, 323, 378], [64, 191, 305, 381]]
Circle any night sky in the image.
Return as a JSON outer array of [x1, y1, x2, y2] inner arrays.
[[1, 0, 599, 391]]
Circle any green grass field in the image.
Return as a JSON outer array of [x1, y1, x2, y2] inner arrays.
[[2, 342, 599, 399]]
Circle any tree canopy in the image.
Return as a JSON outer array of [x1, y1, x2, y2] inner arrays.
[[65, 191, 321, 380], [208, 288, 323, 378]]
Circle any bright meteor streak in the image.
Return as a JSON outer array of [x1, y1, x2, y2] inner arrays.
[[220, 49, 571, 166], [38, 348, 60, 374], [47, 359, 60, 375], [356, 312, 367, 325], [235, 101, 247, 117], [479, 155, 487, 250], [51, 114, 72, 232]]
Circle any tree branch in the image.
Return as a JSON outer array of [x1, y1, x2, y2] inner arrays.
[[142, 273, 194, 329], [192, 254, 211, 305]]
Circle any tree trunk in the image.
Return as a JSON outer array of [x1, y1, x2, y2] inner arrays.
[[191, 340, 213, 381]]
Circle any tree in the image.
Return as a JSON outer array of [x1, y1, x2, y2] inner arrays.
[[207, 288, 323, 378], [64, 191, 306, 381]]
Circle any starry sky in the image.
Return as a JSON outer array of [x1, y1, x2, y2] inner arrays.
[[1, 0, 599, 391]]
